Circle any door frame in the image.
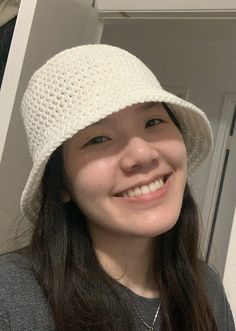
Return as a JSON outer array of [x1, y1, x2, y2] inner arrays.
[[202, 94, 236, 259]]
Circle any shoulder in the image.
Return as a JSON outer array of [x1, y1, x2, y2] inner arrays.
[[0, 247, 39, 298], [0, 247, 55, 330], [199, 260, 235, 331], [0, 247, 31, 275], [199, 260, 224, 298]]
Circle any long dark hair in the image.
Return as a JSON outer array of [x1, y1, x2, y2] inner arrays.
[[28, 105, 217, 331]]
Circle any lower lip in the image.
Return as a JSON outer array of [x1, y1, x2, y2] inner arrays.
[[115, 176, 170, 204]]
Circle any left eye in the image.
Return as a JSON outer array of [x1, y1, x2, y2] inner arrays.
[[85, 136, 111, 146], [145, 118, 164, 128]]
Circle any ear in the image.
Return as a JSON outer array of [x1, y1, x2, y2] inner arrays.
[[61, 191, 71, 203]]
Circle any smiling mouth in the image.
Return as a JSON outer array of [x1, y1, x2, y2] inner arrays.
[[116, 176, 169, 198]]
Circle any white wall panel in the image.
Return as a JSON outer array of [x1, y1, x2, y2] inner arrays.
[[96, 0, 236, 11]]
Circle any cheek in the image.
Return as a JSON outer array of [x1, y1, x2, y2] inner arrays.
[[158, 125, 187, 171], [165, 138, 187, 172], [67, 157, 116, 198]]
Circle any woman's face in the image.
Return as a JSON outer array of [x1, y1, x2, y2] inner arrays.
[[63, 102, 187, 239]]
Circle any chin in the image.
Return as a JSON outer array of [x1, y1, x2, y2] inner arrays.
[[128, 217, 179, 239], [142, 206, 180, 232]]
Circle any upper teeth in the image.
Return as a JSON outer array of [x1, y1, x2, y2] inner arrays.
[[120, 178, 164, 198]]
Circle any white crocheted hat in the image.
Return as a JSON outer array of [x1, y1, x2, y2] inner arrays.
[[21, 44, 213, 222]]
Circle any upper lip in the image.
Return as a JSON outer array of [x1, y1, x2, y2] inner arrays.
[[114, 173, 171, 196]]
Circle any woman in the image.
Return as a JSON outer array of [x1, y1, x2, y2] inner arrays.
[[0, 44, 235, 330]]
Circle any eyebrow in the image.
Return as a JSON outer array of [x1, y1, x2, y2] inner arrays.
[[140, 101, 158, 110], [92, 117, 109, 126]]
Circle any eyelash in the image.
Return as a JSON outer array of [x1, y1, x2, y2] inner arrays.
[[85, 118, 164, 146], [145, 118, 164, 128], [84, 136, 111, 146]]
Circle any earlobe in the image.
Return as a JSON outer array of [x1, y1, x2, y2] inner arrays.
[[61, 191, 71, 203]]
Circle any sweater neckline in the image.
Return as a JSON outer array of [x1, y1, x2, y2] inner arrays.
[[115, 280, 160, 303]]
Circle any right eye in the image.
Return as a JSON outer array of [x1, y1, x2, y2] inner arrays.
[[145, 118, 164, 128], [84, 136, 111, 146]]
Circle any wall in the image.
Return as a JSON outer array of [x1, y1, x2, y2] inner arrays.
[[96, 0, 236, 11]]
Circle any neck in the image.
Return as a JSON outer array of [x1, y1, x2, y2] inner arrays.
[[89, 227, 159, 298]]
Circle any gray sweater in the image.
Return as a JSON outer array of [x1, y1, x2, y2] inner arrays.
[[0, 249, 235, 330]]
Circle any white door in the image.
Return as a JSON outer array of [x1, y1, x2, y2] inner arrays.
[[208, 105, 236, 277]]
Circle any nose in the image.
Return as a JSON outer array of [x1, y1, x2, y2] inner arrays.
[[119, 137, 159, 173]]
